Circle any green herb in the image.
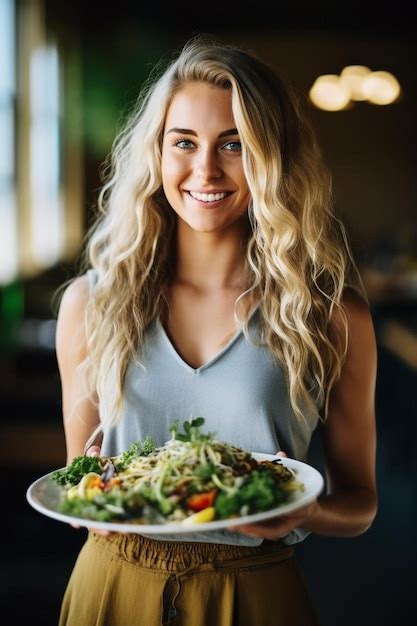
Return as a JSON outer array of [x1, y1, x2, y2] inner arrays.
[[114, 435, 156, 471], [195, 461, 216, 479], [60, 497, 115, 522], [239, 469, 287, 510], [169, 417, 215, 442], [214, 491, 241, 518], [135, 484, 174, 516], [214, 469, 288, 519], [142, 435, 156, 455], [51, 456, 103, 486], [59, 489, 126, 521]]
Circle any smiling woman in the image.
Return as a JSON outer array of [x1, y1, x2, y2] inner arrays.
[[54, 34, 377, 626]]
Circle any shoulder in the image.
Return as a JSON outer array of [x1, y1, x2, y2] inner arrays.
[[332, 287, 377, 381], [56, 274, 90, 358], [342, 287, 375, 347], [59, 274, 90, 311], [331, 287, 375, 343], [341, 286, 370, 319]]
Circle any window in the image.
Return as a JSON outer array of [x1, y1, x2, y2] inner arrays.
[[0, 0, 83, 286], [0, 0, 18, 283]]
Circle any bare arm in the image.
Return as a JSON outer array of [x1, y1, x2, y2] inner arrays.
[[55, 275, 101, 464], [232, 289, 378, 539], [304, 289, 378, 536]]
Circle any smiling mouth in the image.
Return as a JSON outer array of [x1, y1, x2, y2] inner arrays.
[[186, 190, 233, 203]]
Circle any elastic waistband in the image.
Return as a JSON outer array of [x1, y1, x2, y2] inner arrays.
[[89, 531, 293, 573]]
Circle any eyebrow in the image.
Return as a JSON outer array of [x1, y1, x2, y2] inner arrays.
[[166, 127, 239, 138]]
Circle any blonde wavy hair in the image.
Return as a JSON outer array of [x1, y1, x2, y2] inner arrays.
[[61, 35, 368, 448]]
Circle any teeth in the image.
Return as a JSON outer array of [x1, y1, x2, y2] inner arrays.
[[189, 191, 228, 202]]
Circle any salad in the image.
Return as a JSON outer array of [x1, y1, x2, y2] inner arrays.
[[52, 418, 304, 525]]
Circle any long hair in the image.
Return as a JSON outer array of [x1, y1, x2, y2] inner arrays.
[[61, 35, 368, 449]]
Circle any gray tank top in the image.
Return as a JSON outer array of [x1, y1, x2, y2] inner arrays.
[[87, 269, 322, 546]]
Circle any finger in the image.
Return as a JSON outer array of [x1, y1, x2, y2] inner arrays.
[[276, 451, 288, 458], [230, 523, 287, 540], [86, 446, 101, 457], [230, 516, 288, 532], [90, 529, 129, 537], [70, 523, 80, 529], [91, 528, 111, 537]]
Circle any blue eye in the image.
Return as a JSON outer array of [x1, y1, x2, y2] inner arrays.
[[173, 140, 194, 149], [223, 141, 242, 152]]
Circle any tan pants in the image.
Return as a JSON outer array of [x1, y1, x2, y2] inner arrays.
[[59, 531, 321, 626]]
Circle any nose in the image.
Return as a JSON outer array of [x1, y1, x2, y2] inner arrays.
[[194, 146, 222, 181]]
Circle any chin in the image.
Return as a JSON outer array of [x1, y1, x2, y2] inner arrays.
[[186, 223, 224, 233], [178, 212, 246, 234]]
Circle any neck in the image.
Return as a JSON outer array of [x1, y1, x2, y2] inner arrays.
[[172, 218, 250, 292]]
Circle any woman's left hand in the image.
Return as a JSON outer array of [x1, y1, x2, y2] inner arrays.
[[229, 500, 319, 540], [228, 450, 320, 540]]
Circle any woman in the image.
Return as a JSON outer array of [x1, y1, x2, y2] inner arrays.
[[55, 35, 377, 626]]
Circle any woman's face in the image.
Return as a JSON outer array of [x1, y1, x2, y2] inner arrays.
[[161, 82, 251, 234]]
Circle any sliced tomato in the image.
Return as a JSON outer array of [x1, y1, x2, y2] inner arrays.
[[186, 489, 217, 512]]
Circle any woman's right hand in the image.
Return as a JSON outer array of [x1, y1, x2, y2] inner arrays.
[[86, 445, 101, 457]]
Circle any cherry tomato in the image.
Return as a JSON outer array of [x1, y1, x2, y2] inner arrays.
[[187, 489, 217, 512]]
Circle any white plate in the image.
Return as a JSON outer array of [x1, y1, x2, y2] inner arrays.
[[26, 453, 324, 534]]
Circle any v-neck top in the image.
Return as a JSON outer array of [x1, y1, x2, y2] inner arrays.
[[87, 269, 323, 547], [156, 301, 261, 374]]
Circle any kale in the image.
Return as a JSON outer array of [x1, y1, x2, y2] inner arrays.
[[214, 492, 241, 518], [239, 469, 287, 510], [214, 469, 288, 520], [51, 456, 103, 486]]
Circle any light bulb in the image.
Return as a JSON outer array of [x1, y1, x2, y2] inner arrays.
[[309, 75, 351, 111], [340, 65, 372, 101], [362, 71, 401, 105]]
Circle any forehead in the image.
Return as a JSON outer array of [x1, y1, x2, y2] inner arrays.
[[164, 82, 235, 130]]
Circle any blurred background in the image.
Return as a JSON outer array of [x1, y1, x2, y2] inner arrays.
[[1, 1, 416, 624]]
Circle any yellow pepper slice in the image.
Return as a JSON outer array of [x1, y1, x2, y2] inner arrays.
[[182, 506, 216, 525]]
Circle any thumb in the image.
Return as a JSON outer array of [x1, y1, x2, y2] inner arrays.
[[86, 445, 101, 457], [276, 450, 288, 458]]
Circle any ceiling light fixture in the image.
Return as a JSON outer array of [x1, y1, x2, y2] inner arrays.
[[309, 66, 401, 111]]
